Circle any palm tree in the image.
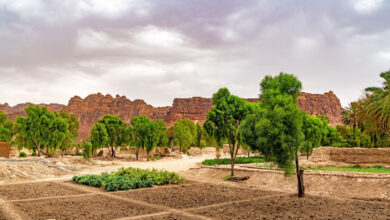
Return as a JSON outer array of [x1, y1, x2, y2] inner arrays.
[[365, 70, 390, 134]]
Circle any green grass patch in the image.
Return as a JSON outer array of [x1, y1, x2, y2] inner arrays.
[[306, 166, 390, 174], [255, 163, 390, 174], [73, 167, 184, 191], [202, 156, 266, 165]]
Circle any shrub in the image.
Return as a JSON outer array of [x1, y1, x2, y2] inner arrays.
[[202, 156, 266, 165], [82, 142, 92, 158], [19, 152, 27, 157], [224, 175, 232, 181], [73, 175, 104, 187], [147, 156, 161, 161], [372, 164, 384, 169], [73, 167, 184, 191], [31, 152, 37, 156]]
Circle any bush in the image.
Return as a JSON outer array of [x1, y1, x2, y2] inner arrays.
[[31, 152, 37, 156], [73, 167, 184, 191], [82, 142, 92, 158], [19, 152, 27, 157], [202, 156, 266, 165], [372, 164, 384, 169], [72, 175, 104, 187], [147, 156, 161, 161]]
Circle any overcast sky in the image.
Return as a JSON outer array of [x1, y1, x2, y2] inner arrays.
[[0, 0, 389, 107]]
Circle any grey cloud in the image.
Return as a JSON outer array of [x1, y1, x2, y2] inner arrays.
[[0, 0, 389, 107]]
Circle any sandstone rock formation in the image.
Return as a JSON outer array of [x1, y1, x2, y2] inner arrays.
[[1, 91, 343, 139]]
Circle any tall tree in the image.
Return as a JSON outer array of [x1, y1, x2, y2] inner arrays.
[[131, 115, 152, 160], [173, 119, 196, 153], [90, 122, 109, 156], [96, 115, 127, 158], [365, 70, 390, 138], [57, 111, 79, 156], [204, 88, 253, 177], [195, 122, 204, 149], [16, 105, 68, 156], [302, 114, 323, 159], [243, 73, 306, 197], [0, 111, 13, 142]]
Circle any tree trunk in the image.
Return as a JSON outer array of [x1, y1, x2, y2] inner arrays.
[[136, 148, 139, 160], [217, 157, 220, 165], [180, 146, 182, 152], [306, 151, 309, 160], [247, 150, 250, 158], [295, 157, 305, 198], [111, 147, 115, 158], [230, 156, 235, 177]]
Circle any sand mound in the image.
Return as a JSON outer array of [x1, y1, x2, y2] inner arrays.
[[0, 158, 71, 184]]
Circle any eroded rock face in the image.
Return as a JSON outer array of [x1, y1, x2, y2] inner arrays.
[[298, 91, 342, 126], [1, 91, 342, 139]]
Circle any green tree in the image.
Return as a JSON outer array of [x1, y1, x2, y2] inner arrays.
[[81, 141, 92, 158], [204, 88, 253, 176], [0, 111, 13, 142], [90, 122, 108, 156], [57, 111, 79, 156], [156, 120, 168, 148], [131, 115, 159, 160], [96, 115, 127, 158], [16, 105, 68, 156], [195, 122, 204, 149], [173, 119, 196, 153], [302, 114, 323, 159], [243, 73, 306, 197]]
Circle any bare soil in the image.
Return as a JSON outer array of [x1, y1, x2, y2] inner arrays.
[[12, 194, 161, 220], [191, 194, 390, 220], [0, 181, 86, 200], [114, 182, 279, 209]]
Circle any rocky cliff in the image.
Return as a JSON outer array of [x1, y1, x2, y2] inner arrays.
[[1, 91, 342, 139]]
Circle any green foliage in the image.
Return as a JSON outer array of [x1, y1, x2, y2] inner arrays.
[[82, 141, 92, 158], [202, 157, 266, 165], [114, 167, 184, 185], [18, 152, 27, 157], [302, 114, 323, 158], [0, 111, 13, 142], [204, 88, 254, 176], [90, 122, 109, 155], [147, 156, 161, 161], [372, 164, 383, 168], [173, 119, 196, 153], [31, 151, 37, 156], [223, 175, 232, 181], [73, 175, 104, 187], [97, 115, 128, 158], [336, 125, 371, 147], [307, 166, 390, 174], [73, 167, 184, 191], [195, 122, 204, 148], [57, 111, 79, 155], [16, 105, 69, 156], [131, 115, 164, 159]]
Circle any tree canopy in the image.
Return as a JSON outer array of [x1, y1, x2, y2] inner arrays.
[[0, 111, 13, 142], [204, 88, 254, 176], [173, 119, 196, 153]]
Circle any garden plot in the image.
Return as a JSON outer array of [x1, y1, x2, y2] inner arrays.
[[191, 194, 390, 219], [12, 194, 162, 220], [114, 182, 280, 209], [0, 181, 87, 200]]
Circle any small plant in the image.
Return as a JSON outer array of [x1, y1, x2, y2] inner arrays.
[[372, 164, 384, 169], [224, 175, 232, 181], [147, 156, 161, 161], [31, 152, 37, 156], [19, 152, 27, 157], [351, 164, 361, 169], [128, 155, 132, 159]]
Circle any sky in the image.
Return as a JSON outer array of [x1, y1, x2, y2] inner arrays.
[[0, 0, 389, 107]]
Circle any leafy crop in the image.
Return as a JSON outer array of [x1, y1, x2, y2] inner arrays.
[[202, 157, 266, 165], [18, 152, 27, 157], [73, 167, 184, 191]]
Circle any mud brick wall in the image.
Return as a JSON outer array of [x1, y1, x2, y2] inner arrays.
[[0, 142, 10, 158], [310, 147, 390, 164]]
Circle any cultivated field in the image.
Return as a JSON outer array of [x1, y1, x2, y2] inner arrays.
[[0, 180, 389, 220]]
